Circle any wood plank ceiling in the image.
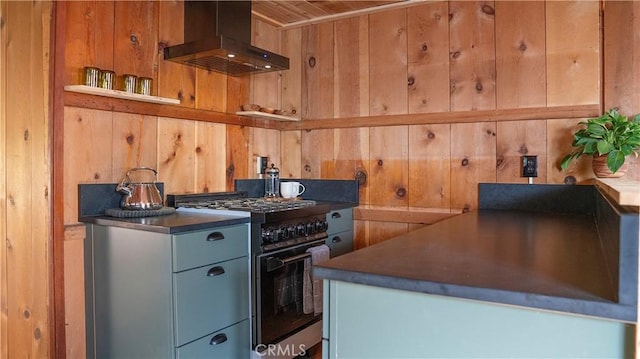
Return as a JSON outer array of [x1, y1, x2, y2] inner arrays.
[[252, 0, 408, 27]]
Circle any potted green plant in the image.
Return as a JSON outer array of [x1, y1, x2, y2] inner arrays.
[[560, 108, 640, 177]]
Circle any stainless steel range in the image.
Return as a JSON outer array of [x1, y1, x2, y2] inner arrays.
[[167, 191, 330, 357]]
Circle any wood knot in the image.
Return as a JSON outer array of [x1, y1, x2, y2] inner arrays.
[[24, 130, 29, 141], [519, 41, 527, 52], [461, 158, 469, 167], [518, 144, 528, 154], [94, 173, 100, 180], [450, 51, 461, 59], [34, 328, 41, 340], [434, 14, 441, 21], [448, 13, 454, 21], [564, 176, 577, 185], [486, 129, 496, 136], [203, 186, 209, 192], [177, 91, 184, 101], [496, 156, 505, 168], [481, 4, 495, 15], [226, 163, 235, 177], [195, 146, 202, 153], [23, 310, 30, 319], [450, 81, 457, 94], [291, 109, 297, 114], [304, 164, 311, 172], [462, 206, 470, 213], [377, 159, 384, 166], [427, 131, 435, 139], [407, 76, 415, 86], [396, 187, 406, 198], [126, 133, 135, 145], [475, 81, 483, 92], [421, 43, 428, 52], [355, 170, 367, 186], [130, 34, 138, 44], [308, 57, 316, 68], [164, 152, 177, 164]]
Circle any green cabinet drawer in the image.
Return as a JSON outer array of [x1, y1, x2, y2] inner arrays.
[[176, 319, 250, 359], [173, 256, 249, 346], [326, 230, 353, 258], [326, 208, 353, 235], [172, 224, 249, 272]]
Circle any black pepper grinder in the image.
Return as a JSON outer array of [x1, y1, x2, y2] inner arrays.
[[264, 164, 280, 198]]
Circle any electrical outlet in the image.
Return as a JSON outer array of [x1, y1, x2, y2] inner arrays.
[[522, 155, 538, 177]]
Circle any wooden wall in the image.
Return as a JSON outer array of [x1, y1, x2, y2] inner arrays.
[[56, 1, 640, 357], [274, 1, 640, 248], [0, 1, 54, 358], [61, 1, 284, 356]]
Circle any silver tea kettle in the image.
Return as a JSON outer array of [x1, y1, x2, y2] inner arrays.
[[116, 167, 163, 210]]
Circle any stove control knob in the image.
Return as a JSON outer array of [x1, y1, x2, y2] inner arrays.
[[286, 225, 296, 238], [262, 228, 274, 244], [278, 226, 286, 240], [306, 221, 315, 234], [296, 223, 307, 236], [271, 227, 281, 242]]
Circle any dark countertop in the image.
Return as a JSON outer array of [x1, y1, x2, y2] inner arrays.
[[79, 211, 250, 234], [314, 208, 636, 322]]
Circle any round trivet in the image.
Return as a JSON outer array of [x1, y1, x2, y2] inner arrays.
[[105, 206, 176, 218]]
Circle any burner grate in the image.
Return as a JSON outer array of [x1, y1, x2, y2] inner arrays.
[[178, 197, 317, 213]]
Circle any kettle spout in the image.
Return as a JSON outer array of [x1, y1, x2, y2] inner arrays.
[[116, 181, 132, 196]]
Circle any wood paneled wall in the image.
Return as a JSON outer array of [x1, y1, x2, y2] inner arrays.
[[1, 1, 54, 358], [272, 1, 638, 248], [56, 1, 640, 357], [61, 2, 282, 356]]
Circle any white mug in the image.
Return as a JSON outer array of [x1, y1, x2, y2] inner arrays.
[[280, 181, 305, 199]]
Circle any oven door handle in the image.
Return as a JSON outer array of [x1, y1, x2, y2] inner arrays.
[[266, 252, 311, 272]]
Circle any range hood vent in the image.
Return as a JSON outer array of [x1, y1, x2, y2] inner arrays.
[[164, 1, 289, 76]]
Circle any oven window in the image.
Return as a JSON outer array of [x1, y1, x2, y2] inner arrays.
[[258, 247, 321, 345]]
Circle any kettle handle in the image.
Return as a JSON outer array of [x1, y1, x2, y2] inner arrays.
[[125, 167, 158, 182], [116, 167, 158, 195]]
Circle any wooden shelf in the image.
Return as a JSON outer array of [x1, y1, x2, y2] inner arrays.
[[236, 111, 300, 122], [64, 85, 180, 105], [278, 104, 601, 130]]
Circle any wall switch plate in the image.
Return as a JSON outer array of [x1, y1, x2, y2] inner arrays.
[[256, 156, 269, 175], [522, 155, 538, 177]]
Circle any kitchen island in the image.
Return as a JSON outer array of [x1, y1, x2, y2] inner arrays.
[[315, 183, 639, 358]]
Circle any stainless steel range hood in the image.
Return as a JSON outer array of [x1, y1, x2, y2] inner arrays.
[[163, 1, 289, 76]]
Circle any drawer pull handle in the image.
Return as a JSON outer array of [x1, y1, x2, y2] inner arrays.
[[332, 236, 342, 243], [209, 333, 228, 346], [207, 266, 225, 277], [206, 232, 225, 241], [331, 212, 342, 219]]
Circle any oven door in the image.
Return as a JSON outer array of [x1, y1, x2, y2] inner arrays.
[[255, 238, 327, 347]]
